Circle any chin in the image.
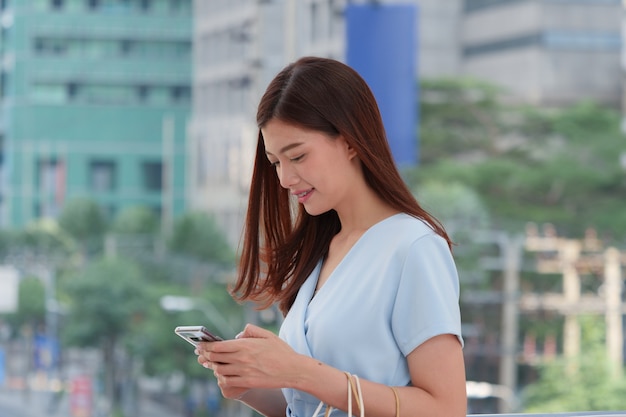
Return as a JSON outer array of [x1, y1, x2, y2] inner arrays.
[[302, 205, 329, 217]]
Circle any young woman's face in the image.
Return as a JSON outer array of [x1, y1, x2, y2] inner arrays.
[[262, 118, 359, 216]]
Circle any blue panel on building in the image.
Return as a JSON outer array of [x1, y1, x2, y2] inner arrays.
[[0, 348, 4, 386], [346, 4, 419, 167]]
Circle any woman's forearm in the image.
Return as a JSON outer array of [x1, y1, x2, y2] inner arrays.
[[237, 388, 287, 417]]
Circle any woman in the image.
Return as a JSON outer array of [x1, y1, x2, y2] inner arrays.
[[195, 56, 466, 417]]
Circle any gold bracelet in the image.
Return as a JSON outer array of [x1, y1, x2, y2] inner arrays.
[[391, 386, 400, 417], [343, 371, 362, 414]]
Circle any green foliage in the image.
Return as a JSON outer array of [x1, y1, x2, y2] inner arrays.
[[0, 220, 75, 259], [0, 202, 240, 412], [124, 285, 202, 377], [111, 206, 160, 235], [5, 276, 46, 331], [522, 316, 626, 412], [168, 212, 235, 264], [413, 180, 490, 232], [58, 197, 108, 242], [131, 284, 243, 380], [62, 257, 147, 348], [419, 78, 504, 164], [412, 79, 626, 240]]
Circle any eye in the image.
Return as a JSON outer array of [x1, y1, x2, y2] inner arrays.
[[290, 154, 304, 162]]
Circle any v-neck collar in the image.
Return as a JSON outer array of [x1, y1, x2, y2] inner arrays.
[[309, 212, 405, 302]]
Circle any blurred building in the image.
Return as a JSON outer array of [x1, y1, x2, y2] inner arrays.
[[190, 0, 460, 245], [0, 0, 192, 229], [190, 0, 623, 244], [461, 0, 622, 106], [190, 0, 268, 247]]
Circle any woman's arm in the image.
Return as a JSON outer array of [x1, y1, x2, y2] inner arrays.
[[200, 326, 466, 417], [295, 334, 466, 417]]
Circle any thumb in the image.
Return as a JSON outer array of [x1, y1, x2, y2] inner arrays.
[[237, 323, 273, 339]]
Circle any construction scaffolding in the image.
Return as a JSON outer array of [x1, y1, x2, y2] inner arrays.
[[462, 223, 626, 413]]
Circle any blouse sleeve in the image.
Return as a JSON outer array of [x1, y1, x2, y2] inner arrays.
[[391, 233, 464, 356]]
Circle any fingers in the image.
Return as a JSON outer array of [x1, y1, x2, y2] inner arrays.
[[195, 349, 212, 369], [239, 323, 273, 339], [195, 344, 237, 370], [191, 340, 250, 400]]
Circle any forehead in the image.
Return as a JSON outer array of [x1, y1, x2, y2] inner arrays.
[[262, 120, 324, 153]]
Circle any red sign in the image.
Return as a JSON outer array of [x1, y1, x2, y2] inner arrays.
[[70, 376, 93, 417]]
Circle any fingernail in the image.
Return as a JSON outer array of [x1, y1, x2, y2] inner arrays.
[[203, 362, 210, 369], [235, 332, 244, 339], [194, 349, 199, 355]]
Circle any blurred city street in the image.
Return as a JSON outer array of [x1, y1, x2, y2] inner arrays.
[[0, 386, 180, 417]]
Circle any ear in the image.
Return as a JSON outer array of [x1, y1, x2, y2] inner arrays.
[[339, 135, 358, 160]]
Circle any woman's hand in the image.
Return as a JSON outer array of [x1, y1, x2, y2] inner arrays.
[[195, 323, 302, 399]]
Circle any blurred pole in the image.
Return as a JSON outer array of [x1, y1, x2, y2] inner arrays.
[[561, 241, 581, 359], [284, 0, 297, 62], [162, 115, 175, 237], [42, 266, 59, 383], [604, 247, 623, 377], [498, 235, 522, 414]]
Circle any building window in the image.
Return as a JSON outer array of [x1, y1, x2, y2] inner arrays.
[[33, 36, 190, 59], [543, 30, 621, 51], [31, 83, 67, 103], [32, 80, 190, 105], [463, 0, 526, 13], [463, 33, 542, 57], [142, 161, 162, 191], [34, 38, 69, 55], [38, 158, 60, 191], [137, 85, 149, 102], [90, 159, 117, 192], [464, 30, 622, 58], [67, 83, 78, 99], [37, 158, 65, 217], [171, 85, 190, 103]]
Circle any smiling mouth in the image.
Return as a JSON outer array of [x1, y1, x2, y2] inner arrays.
[[295, 189, 313, 198]]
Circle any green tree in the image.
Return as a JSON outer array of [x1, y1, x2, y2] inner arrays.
[[5, 277, 46, 333], [0, 219, 75, 261], [168, 212, 235, 265], [111, 206, 159, 235], [58, 198, 108, 257], [418, 78, 505, 165], [522, 316, 626, 412], [412, 180, 491, 234], [62, 257, 147, 415], [412, 80, 626, 241], [132, 284, 242, 378]]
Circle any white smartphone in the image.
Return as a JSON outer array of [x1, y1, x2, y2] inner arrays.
[[174, 325, 224, 347]]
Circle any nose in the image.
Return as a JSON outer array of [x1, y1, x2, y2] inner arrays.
[[277, 164, 298, 189]]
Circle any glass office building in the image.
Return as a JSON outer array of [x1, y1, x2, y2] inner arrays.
[[0, 0, 191, 228]]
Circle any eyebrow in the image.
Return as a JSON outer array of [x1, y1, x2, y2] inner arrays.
[[265, 142, 304, 157]]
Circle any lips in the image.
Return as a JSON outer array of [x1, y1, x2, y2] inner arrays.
[[293, 188, 314, 203]]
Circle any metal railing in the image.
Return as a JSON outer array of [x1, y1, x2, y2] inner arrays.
[[470, 413, 626, 417]]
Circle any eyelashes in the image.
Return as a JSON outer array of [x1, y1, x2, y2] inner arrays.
[[268, 154, 305, 167]]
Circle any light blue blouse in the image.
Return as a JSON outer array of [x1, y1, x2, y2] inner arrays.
[[278, 213, 463, 417]]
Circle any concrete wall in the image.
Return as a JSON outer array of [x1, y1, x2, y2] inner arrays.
[[461, 0, 622, 106]]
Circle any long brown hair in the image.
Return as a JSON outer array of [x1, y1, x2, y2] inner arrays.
[[232, 56, 451, 314]]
